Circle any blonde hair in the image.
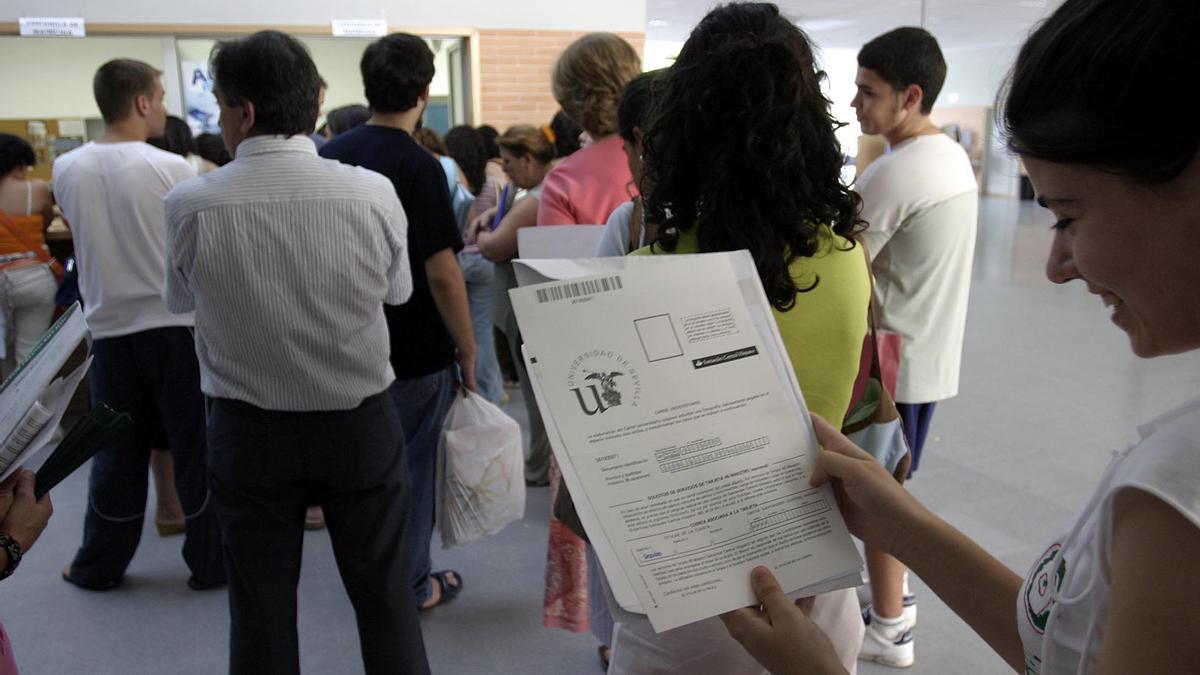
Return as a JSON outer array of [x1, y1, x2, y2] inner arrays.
[[552, 33, 641, 138], [495, 125, 556, 164]]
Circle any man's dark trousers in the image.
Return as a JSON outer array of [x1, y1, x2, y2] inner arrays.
[[207, 390, 430, 675], [69, 326, 225, 587]]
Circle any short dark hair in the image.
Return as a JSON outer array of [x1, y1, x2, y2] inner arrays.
[[1003, 0, 1197, 184], [549, 110, 583, 158], [857, 27, 946, 115], [325, 104, 371, 137], [149, 116, 196, 157], [445, 126, 487, 196], [361, 34, 434, 114], [0, 133, 36, 177], [210, 31, 321, 136], [195, 133, 232, 167], [618, 70, 660, 144], [93, 59, 161, 124], [477, 125, 500, 160]]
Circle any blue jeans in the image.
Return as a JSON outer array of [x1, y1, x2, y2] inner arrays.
[[459, 251, 503, 403], [390, 366, 456, 605], [896, 402, 937, 477]]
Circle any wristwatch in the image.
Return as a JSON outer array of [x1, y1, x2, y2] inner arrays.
[[0, 532, 22, 580]]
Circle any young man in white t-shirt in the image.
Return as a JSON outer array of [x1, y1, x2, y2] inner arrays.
[[52, 59, 225, 591], [850, 27, 979, 668]]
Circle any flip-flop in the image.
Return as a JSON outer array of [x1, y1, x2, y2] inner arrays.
[[62, 565, 121, 591], [422, 569, 463, 610]]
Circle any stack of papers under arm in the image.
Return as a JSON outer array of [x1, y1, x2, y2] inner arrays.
[[0, 303, 93, 482], [510, 251, 863, 633]]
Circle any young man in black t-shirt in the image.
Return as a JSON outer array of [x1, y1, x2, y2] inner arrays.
[[321, 33, 476, 610]]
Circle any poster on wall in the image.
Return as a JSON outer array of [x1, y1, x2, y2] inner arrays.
[[182, 60, 221, 135]]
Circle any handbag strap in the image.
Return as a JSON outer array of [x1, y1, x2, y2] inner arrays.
[[627, 197, 643, 254], [0, 209, 52, 266], [857, 238, 886, 382]]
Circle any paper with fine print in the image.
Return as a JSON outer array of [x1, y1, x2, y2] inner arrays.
[[510, 251, 863, 632], [0, 304, 92, 481]]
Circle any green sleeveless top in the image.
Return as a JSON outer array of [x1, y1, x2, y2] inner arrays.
[[633, 225, 869, 423]]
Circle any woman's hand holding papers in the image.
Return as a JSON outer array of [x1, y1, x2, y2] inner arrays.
[[723, 418, 940, 671], [720, 566, 848, 675], [808, 414, 934, 561], [0, 469, 53, 579]]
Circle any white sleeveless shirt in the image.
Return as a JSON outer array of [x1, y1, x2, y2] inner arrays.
[[1016, 396, 1200, 674]]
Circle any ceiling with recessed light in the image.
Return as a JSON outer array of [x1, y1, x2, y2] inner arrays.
[[645, 0, 1063, 50]]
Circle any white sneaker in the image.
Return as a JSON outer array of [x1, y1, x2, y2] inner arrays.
[[900, 571, 917, 627], [859, 609, 915, 668], [860, 595, 917, 628], [902, 592, 918, 628], [858, 571, 917, 626]]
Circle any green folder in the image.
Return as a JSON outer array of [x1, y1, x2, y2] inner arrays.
[[34, 402, 131, 500]]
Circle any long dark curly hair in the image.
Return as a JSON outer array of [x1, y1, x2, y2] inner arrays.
[[643, 3, 863, 311]]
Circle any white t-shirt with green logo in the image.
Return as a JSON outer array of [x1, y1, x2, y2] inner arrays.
[[1016, 397, 1200, 674]]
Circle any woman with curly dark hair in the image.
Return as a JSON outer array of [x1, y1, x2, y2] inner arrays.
[[611, 4, 871, 673], [725, 1, 1200, 673]]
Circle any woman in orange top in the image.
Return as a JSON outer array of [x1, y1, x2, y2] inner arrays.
[[0, 134, 56, 373]]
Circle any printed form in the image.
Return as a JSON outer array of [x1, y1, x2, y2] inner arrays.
[[511, 252, 862, 632]]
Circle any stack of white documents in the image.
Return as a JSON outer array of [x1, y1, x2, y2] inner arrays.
[[0, 303, 91, 481], [510, 251, 863, 632]]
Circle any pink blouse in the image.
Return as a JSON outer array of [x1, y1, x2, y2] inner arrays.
[[536, 135, 634, 226]]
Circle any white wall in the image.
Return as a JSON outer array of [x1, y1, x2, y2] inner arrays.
[[0, 34, 455, 122], [940, 43, 1020, 107], [3, 0, 646, 32], [178, 36, 454, 121], [640, 38, 1021, 192], [643, 40, 864, 163], [0, 36, 164, 119], [816, 47, 862, 160]]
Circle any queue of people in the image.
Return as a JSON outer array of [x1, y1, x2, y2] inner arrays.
[[0, 0, 1196, 674]]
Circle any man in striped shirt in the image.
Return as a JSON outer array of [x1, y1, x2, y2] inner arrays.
[[163, 31, 428, 675]]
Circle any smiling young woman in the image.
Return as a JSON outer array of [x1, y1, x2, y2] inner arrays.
[[719, 1, 1200, 674], [1028, 155, 1200, 358]]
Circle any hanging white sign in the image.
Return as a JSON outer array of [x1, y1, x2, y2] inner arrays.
[[19, 17, 86, 38], [331, 19, 387, 37]]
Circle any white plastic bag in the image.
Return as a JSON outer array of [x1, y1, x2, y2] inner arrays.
[[437, 391, 525, 548]]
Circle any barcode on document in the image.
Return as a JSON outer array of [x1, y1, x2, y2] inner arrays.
[[536, 276, 624, 303]]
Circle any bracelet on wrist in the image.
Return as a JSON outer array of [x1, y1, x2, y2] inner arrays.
[[0, 532, 22, 581]]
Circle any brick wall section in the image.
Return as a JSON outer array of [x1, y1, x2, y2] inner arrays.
[[476, 29, 645, 133]]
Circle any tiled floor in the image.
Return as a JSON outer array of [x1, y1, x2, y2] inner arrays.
[[2, 196, 1198, 674]]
